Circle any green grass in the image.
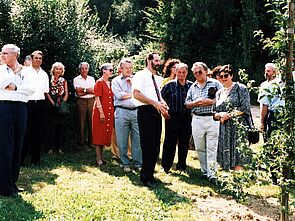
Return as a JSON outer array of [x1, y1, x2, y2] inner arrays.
[[0, 147, 291, 221]]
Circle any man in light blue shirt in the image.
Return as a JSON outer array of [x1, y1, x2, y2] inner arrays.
[[112, 58, 142, 172]]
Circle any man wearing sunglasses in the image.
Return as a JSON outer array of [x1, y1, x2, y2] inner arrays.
[[185, 62, 222, 184], [73, 62, 95, 149]]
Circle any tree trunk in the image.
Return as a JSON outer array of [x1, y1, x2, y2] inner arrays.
[[280, 1, 294, 221]]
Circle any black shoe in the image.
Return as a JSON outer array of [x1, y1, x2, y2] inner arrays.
[[208, 177, 217, 185], [142, 181, 157, 188], [17, 187, 25, 193], [200, 174, 207, 180]]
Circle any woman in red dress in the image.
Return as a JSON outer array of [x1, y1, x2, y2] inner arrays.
[[92, 63, 114, 165]]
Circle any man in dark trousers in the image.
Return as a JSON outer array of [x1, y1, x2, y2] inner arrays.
[[0, 44, 35, 197], [133, 52, 169, 187], [161, 63, 193, 173], [22, 50, 49, 165]]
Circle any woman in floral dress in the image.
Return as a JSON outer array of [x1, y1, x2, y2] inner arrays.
[[213, 65, 251, 171], [46, 62, 68, 154]]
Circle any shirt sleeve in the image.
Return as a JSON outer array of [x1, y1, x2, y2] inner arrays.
[[94, 80, 103, 97]]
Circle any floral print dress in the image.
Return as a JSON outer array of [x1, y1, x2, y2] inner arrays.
[[214, 82, 251, 170]]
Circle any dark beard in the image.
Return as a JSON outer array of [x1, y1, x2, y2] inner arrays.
[[152, 63, 160, 72]]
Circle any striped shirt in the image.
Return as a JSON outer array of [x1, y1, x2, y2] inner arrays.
[[161, 79, 192, 114], [185, 78, 222, 114]]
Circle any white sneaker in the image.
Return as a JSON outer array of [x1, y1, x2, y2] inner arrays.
[[123, 167, 131, 172]]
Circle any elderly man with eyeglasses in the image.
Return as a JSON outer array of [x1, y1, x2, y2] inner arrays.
[[0, 44, 35, 197], [185, 62, 222, 184]]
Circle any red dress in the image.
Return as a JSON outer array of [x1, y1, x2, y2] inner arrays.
[[92, 79, 114, 146]]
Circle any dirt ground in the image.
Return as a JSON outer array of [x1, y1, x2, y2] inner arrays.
[[192, 106, 295, 221]]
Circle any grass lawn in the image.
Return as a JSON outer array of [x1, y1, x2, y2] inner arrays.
[[1, 145, 293, 221]]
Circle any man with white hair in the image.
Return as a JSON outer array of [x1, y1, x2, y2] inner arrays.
[[112, 58, 142, 172], [0, 44, 35, 197], [185, 62, 222, 184], [258, 63, 284, 140], [73, 62, 95, 149]]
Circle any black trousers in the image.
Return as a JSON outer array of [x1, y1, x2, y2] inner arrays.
[[267, 110, 279, 139], [161, 112, 192, 171], [22, 100, 48, 164], [137, 105, 162, 182], [0, 101, 27, 196]]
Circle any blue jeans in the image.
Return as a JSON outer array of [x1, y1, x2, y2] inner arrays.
[[115, 108, 142, 167]]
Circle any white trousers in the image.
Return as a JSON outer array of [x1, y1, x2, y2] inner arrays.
[[192, 115, 220, 178]]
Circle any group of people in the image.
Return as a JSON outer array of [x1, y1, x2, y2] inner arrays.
[[0, 43, 283, 197]]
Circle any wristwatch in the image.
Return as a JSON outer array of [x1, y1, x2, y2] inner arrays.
[[83, 88, 87, 93]]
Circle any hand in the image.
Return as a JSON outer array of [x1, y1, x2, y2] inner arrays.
[[99, 112, 105, 121], [5, 84, 16, 91], [220, 112, 230, 124], [259, 123, 264, 132], [155, 101, 170, 119]]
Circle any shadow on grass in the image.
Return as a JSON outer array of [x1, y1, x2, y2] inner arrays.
[[0, 195, 43, 220]]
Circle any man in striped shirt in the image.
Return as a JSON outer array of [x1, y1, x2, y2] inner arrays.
[[185, 62, 222, 184]]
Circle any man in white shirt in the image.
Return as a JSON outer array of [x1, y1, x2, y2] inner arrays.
[[73, 62, 95, 149], [0, 44, 35, 197], [22, 50, 49, 165], [258, 63, 284, 140], [133, 52, 169, 187]]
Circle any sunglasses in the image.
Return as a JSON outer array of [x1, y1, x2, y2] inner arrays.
[[218, 74, 229, 79], [107, 69, 114, 72], [193, 70, 203, 75]]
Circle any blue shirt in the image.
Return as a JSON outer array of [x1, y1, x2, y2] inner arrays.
[[161, 79, 192, 114], [112, 74, 136, 108]]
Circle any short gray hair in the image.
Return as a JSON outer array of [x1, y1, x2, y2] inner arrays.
[[191, 62, 208, 72], [50, 62, 65, 76], [265, 63, 277, 73], [119, 58, 132, 68], [79, 62, 89, 70], [176, 63, 188, 71], [2, 44, 20, 58]]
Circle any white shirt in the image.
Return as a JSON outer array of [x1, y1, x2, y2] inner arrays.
[[0, 64, 35, 102], [73, 74, 95, 98], [27, 66, 49, 100], [132, 68, 163, 106]]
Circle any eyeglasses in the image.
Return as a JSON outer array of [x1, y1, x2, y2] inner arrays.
[[218, 74, 229, 79], [193, 70, 203, 75], [107, 69, 114, 72], [33, 57, 42, 60]]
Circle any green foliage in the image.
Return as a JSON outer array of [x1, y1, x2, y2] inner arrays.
[[0, 0, 13, 45], [144, 0, 270, 84], [9, 0, 127, 78]]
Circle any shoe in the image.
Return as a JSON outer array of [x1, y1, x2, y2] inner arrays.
[[17, 187, 25, 192], [142, 181, 157, 188], [58, 149, 64, 155], [123, 167, 132, 172], [133, 166, 142, 172], [47, 149, 53, 155], [160, 168, 170, 174], [200, 174, 208, 180], [208, 177, 217, 185]]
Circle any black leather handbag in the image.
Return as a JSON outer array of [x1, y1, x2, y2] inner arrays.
[[244, 113, 260, 144]]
